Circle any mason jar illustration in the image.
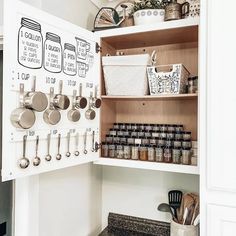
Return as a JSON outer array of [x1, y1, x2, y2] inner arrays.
[[75, 37, 90, 61], [18, 17, 43, 69], [63, 43, 77, 76], [78, 62, 89, 78], [44, 32, 62, 73]]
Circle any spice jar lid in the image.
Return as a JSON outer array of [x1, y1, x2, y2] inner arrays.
[[188, 76, 198, 81], [182, 131, 191, 134], [182, 147, 191, 150], [176, 124, 184, 127], [124, 135, 129, 138], [110, 128, 118, 131], [182, 139, 191, 142], [101, 142, 107, 145], [164, 145, 173, 149], [173, 147, 182, 150], [174, 139, 183, 142], [159, 137, 167, 140]]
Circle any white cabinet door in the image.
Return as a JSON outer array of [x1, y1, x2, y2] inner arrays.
[[2, 0, 101, 181], [201, 0, 236, 235]]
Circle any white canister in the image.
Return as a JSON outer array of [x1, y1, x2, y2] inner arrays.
[[133, 9, 165, 26], [171, 221, 199, 236]]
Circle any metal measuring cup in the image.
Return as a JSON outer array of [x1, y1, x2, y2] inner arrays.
[[24, 76, 48, 112], [75, 83, 87, 109], [92, 85, 101, 109], [43, 87, 61, 125], [11, 83, 36, 129], [85, 92, 96, 120], [67, 90, 81, 122], [53, 80, 70, 110]]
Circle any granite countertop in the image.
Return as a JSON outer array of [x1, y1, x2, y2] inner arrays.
[[99, 213, 170, 236]]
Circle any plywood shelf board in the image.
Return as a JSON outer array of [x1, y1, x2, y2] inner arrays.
[[94, 158, 200, 175]]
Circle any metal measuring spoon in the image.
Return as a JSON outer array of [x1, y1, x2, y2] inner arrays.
[[45, 133, 52, 162], [74, 132, 80, 156], [83, 131, 88, 154], [33, 135, 41, 166], [18, 135, 30, 169], [66, 132, 71, 157], [91, 131, 95, 152], [56, 134, 62, 160]]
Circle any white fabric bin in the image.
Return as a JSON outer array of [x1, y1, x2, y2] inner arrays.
[[102, 54, 150, 96]]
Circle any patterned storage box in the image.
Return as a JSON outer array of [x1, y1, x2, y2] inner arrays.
[[147, 64, 190, 95]]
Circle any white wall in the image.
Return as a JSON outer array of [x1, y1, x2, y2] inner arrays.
[[101, 167, 199, 228], [39, 164, 102, 236]]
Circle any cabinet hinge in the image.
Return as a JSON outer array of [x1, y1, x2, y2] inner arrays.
[[95, 142, 101, 152], [96, 43, 102, 53]]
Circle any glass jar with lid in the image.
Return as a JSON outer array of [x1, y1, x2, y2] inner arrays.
[[155, 145, 164, 162], [160, 124, 168, 132], [144, 132, 152, 138], [139, 124, 145, 130], [108, 144, 116, 158], [147, 145, 155, 162], [101, 142, 109, 157], [173, 139, 182, 148], [126, 123, 132, 130], [131, 144, 139, 160], [116, 144, 124, 159], [166, 138, 174, 147], [149, 137, 157, 146], [175, 131, 183, 140], [152, 132, 160, 138], [172, 147, 182, 164], [105, 135, 113, 144], [182, 147, 191, 165], [109, 129, 117, 136], [167, 124, 176, 132], [117, 129, 125, 136], [119, 123, 126, 130], [164, 146, 172, 163], [113, 123, 119, 129], [160, 131, 168, 139], [131, 123, 138, 130], [182, 140, 192, 149], [131, 130, 139, 137], [127, 136, 135, 145], [167, 132, 175, 139], [139, 145, 148, 161], [120, 136, 127, 144], [145, 124, 153, 132], [141, 137, 150, 145], [124, 144, 131, 159], [176, 125, 184, 132], [123, 130, 130, 136], [138, 130, 145, 138], [157, 137, 166, 146], [113, 136, 120, 144], [153, 125, 160, 132], [182, 131, 192, 141]]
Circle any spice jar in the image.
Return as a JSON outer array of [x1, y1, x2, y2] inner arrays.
[[127, 136, 135, 145], [101, 142, 109, 157], [117, 129, 125, 136], [155, 145, 164, 162], [152, 132, 160, 138], [131, 123, 138, 130], [153, 125, 160, 132], [173, 139, 182, 148], [124, 144, 131, 159], [109, 129, 117, 136], [123, 130, 130, 136], [160, 131, 167, 139], [113, 136, 120, 144], [166, 138, 174, 147], [188, 76, 198, 94], [182, 131, 191, 141], [138, 130, 145, 138], [126, 123, 132, 130], [176, 125, 184, 132], [131, 130, 139, 137], [157, 137, 166, 146], [148, 145, 155, 162], [144, 132, 152, 138], [164, 146, 172, 163], [119, 123, 126, 130], [131, 144, 139, 160], [167, 125, 176, 132], [108, 144, 116, 158], [167, 132, 175, 139], [120, 136, 127, 144], [116, 144, 124, 159], [149, 137, 157, 145], [182, 147, 191, 165], [172, 147, 182, 164], [175, 131, 183, 140], [134, 137, 142, 145], [182, 140, 192, 149], [139, 124, 145, 130], [105, 135, 113, 144], [139, 145, 148, 161], [113, 123, 119, 129], [160, 124, 168, 132], [191, 156, 198, 166], [141, 137, 149, 145], [145, 124, 153, 132]]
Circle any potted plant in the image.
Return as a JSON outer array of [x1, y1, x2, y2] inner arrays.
[[131, 0, 166, 26]]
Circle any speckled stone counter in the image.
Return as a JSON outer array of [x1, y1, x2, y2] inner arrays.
[[99, 213, 170, 236]]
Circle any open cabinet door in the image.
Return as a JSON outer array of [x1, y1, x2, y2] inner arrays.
[[2, 0, 101, 181]]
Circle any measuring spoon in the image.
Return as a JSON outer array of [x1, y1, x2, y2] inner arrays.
[[76, 83, 87, 109], [45, 133, 52, 162], [56, 134, 62, 160], [66, 132, 71, 157], [67, 90, 80, 122], [74, 132, 80, 156], [24, 76, 48, 112], [83, 131, 88, 154], [18, 135, 30, 169], [33, 135, 41, 166], [11, 84, 36, 129], [91, 131, 95, 152], [53, 80, 70, 110]]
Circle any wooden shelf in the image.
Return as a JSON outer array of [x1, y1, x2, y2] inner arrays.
[[96, 18, 199, 49], [94, 158, 199, 175], [101, 93, 198, 101]]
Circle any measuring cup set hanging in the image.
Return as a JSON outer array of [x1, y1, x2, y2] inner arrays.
[[10, 77, 101, 129]]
